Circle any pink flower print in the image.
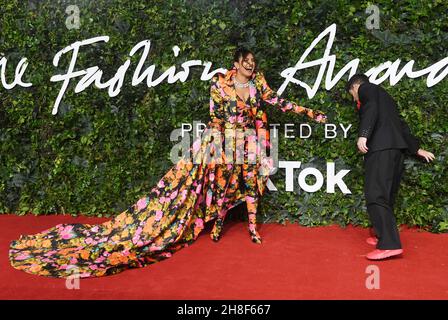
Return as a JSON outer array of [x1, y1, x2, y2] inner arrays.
[[132, 227, 142, 244], [60, 225, 75, 240], [15, 252, 31, 261], [85, 237, 95, 245], [209, 172, 215, 181], [149, 245, 162, 252], [195, 218, 204, 229], [180, 189, 189, 202], [193, 138, 201, 152], [159, 196, 167, 204], [247, 134, 257, 143], [137, 197, 147, 211], [262, 139, 270, 147], [246, 196, 256, 204], [155, 210, 163, 222], [94, 257, 106, 263], [256, 120, 263, 128], [170, 190, 178, 200], [260, 158, 274, 172], [237, 115, 244, 123], [248, 153, 256, 163], [229, 115, 236, 123], [249, 224, 256, 232], [79, 272, 91, 278], [91, 226, 99, 232], [157, 180, 165, 188], [89, 264, 99, 270], [249, 85, 256, 96], [316, 114, 326, 123]]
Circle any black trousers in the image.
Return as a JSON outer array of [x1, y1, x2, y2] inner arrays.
[[364, 148, 405, 250]]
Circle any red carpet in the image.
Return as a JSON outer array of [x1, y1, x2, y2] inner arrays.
[[1, 214, 447, 299]]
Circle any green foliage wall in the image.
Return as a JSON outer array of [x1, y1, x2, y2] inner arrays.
[[0, 0, 447, 232]]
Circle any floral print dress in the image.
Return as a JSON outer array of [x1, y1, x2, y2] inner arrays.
[[9, 67, 327, 278]]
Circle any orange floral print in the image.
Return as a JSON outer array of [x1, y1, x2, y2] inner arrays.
[[9, 67, 326, 278]]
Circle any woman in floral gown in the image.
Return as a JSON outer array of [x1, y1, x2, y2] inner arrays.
[[9, 48, 327, 278]]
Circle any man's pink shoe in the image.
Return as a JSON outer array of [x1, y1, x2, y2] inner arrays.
[[366, 237, 378, 246], [366, 249, 403, 260]]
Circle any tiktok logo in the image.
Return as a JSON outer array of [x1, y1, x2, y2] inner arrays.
[[266, 161, 351, 194]]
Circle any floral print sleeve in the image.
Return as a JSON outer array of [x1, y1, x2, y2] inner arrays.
[[209, 75, 225, 121], [257, 72, 327, 123]]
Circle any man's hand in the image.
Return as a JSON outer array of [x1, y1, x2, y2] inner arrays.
[[417, 149, 435, 162], [357, 137, 368, 154]]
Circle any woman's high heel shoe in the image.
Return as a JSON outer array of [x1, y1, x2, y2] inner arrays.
[[248, 213, 262, 244], [248, 226, 262, 244], [210, 216, 225, 242]]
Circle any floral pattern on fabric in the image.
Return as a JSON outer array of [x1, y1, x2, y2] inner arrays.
[[9, 68, 326, 278]]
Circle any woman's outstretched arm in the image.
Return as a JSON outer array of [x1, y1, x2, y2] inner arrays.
[[257, 71, 327, 123]]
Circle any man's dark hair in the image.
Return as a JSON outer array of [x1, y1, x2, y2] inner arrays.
[[345, 74, 370, 92]]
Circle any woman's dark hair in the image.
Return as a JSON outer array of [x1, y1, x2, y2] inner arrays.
[[345, 73, 370, 92], [233, 47, 258, 73]]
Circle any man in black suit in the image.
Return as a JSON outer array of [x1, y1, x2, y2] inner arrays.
[[346, 74, 435, 260]]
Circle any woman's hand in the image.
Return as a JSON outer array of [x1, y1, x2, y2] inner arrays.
[[315, 112, 327, 124]]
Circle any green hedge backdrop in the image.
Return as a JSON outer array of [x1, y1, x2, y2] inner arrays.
[[0, 0, 447, 232]]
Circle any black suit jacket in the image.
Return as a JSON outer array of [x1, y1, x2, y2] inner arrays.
[[357, 82, 420, 154]]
